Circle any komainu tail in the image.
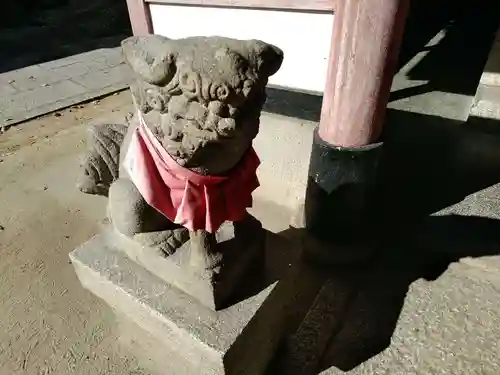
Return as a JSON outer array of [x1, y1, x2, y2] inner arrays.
[[77, 123, 128, 196]]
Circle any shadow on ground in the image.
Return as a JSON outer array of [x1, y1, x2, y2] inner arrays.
[[261, 110, 500, 374], [389, 0, 500, 102], [264, 0, 500, 122], [1, 0, 131, 73], [259, 2, 500, 371]]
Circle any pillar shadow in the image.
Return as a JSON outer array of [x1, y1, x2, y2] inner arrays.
[[263, 1, 500, 122], [395, 0, 458, 71], [315, 214, 500, 373], [264, 214, 500, 374], [391, 0, 499, 102], [402, 0, 499, 97], [263, 111, 500, 374], [379, 110, 500, 220]]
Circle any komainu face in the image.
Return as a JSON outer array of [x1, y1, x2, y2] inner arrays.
[[122, 35, 283, 175]]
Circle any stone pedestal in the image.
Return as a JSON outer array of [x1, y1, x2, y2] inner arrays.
[[71, 34, 288, 374], [121, 214, 265, 310], [70, 227, 280, 375]]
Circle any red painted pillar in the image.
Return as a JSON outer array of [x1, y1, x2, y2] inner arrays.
[[320, 0, 409, 146], [304, 0, 410, 264]]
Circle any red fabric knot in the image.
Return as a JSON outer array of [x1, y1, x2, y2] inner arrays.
[[123, 113, 260, 233]]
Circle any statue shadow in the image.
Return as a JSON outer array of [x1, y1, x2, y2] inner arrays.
[[260, 110, 500, 374]]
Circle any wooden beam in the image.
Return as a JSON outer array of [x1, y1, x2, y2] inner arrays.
[[144, 0, 336, 12], [127, 0, 154, 35]]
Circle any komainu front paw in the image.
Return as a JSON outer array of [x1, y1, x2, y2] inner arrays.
[[134, 228, 189, 257]]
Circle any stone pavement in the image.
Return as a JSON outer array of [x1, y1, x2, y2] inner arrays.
[[2, 91, 500, 375], [0, 47, 132, 128], [0, 4, 499, 374], [320, 263, 500, 375], [471, 27, 500, 119]]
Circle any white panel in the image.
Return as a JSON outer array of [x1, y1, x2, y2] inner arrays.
[[149, 4, 334, 93]]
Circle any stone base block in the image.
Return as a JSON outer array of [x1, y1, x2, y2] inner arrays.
[[69, 231, 281, 375], [121, 214, 265, 310]]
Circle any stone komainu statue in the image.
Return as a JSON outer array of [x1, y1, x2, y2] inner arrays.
[[77, 35, 283, 271]]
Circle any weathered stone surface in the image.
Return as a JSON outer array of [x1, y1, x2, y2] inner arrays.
[[0, 48, 131, 127], [69, 231, 280, 375], [0, 79, 88, 121], [71, 63, 132, 91], [0, 82, 18, 96], [70, 35, 287, 374], [39, 47, 125, 72], [78, 122, 128, 196], [121, 34, 284, 174], [77, 35, 284, 309], [119, 213, 265, 309]]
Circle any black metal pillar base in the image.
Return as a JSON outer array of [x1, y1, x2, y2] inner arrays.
[[303, 129, 384, 265]]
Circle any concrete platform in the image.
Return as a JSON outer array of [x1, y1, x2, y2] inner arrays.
[[2, 4, 500, 373], [319, 262, 500, 375], [3, 89, 500, 374]]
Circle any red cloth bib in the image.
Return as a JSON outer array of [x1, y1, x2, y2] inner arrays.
[[123, 113, 260, 233]]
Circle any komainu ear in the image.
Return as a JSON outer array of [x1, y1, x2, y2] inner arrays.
[[251, 40, 284, 78], [121, 35, 177, 86]]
